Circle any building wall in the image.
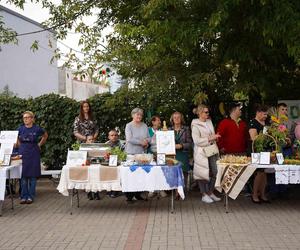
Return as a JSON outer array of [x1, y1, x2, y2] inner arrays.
[[58, 67, 109, 101], [0, 7, 58, 98]]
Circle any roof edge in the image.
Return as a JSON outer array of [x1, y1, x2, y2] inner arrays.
[[0, 5, 55, 34]]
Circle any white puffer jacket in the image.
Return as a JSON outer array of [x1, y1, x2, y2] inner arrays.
[[191, 118, 217, 180]]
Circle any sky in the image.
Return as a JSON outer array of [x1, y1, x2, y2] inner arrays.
[[1, 1, 83, 59], [1, 1, 122, 92], [1, 1, 113, 63]]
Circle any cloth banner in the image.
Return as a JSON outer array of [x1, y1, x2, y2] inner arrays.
[[69, 166, 89, 182], [216, 163, 256, 200], [99, 167, 119, 182]]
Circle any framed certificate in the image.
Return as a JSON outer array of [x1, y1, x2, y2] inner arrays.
[[109, 155, 118, 166], [1, 154, 11, 166], [156, 131, 176, 155], [157, 153, 166, 165], [66, 150, 87, 166], [0, 143, 14, 162]]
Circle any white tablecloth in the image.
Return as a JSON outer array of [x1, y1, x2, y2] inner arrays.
[[120, 165, 185, 199], [57, 165, 122, 196], [0, 161, 22, 200], [57, 164, 185, 199], [250, 164, 300, 184]]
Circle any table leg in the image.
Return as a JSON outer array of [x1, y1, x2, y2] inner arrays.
[[70, 189, 74, 215], [8, 170, 14, 210], [225, 193, 229, 213], [76, 190, 79, 208], [0, 200, 3, 216], [171, 190, 174, 214]]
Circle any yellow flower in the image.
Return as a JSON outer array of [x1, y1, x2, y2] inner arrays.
[[279, 114, 288, 122], [271, 116, 280, 124]]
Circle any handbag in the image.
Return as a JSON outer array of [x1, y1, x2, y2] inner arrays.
[[203, 143, 219, 157]]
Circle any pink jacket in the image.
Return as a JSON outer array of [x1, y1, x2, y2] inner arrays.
[[295, 122, 300, 140]]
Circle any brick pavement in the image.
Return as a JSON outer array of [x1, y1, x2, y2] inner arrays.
[[1, 179, 300, 250]]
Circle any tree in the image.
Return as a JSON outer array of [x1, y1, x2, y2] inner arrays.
[[4, 0, 300, 101], [0, 15, 17, 44]]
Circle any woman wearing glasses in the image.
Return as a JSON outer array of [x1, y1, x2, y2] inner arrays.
[[169, 112, 192, 174], [191, 105, 221, 203], [18, 111, 48, 204]]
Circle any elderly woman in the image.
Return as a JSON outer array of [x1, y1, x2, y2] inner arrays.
[[169, 111, 192, 173], [191, 105, 221, 203], [249, 104, 269, 203], [73, 100, 99, 200], [18, 111, 48, 204], [125, 108, 150, 154], [125, 108, 150, 202]]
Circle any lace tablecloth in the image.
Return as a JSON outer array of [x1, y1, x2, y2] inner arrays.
[[57, 165, 122, 196], [58, 164, 185, 199], [120, 164, 185, 199]]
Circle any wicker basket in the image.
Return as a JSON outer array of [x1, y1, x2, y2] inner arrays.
[[252, 133, 279, 153]]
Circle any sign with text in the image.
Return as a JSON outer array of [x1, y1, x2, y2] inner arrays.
[[156, 130, 176, 155], [66, 150, 87, 166], [0, 131, 18, 144]]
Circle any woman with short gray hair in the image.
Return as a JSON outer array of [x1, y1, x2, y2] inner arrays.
[[125, 108, 150, 154], [124, 107, 150, 203]]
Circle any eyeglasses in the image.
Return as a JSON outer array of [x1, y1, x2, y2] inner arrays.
[[23, 116, 33, 119]]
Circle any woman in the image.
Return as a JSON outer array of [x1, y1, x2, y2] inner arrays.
[[125, 108, 150, 202], [18, 111, 48, 204], [147, 115, 167, 198], [148, 115, 161, 154], [191, 105, 221, 203], [169, 112, 192, 173], [73, 100, 99, 143], [73, 100, 99, 200], [125, 108, 150, 155], [249, 104, 269, 203]]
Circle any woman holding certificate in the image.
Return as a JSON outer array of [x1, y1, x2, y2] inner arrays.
[[18, 111, 48, 204]]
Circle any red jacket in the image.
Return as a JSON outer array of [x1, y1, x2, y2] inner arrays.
[[216, 118, 248, 154]]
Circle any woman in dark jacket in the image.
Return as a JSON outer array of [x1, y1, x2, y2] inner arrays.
[[169, 111, 192, 173]]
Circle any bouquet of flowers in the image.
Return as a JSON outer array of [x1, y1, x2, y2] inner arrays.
[[253, 108, 289, 153], [268, 111, 289, 149]]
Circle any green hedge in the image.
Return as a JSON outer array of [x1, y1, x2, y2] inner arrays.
[[0, 87, 196, 169]]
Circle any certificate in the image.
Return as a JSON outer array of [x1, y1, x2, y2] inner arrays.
[[109, 155, 118, 166], [66, 150, 87, 166], [0, 143, 14, 161], [1, 154, 11, 166], [157, 153, 166, 165], [0, 131, 19, 144], [259, 152, 270, 165], [156, 131, 176, 155]]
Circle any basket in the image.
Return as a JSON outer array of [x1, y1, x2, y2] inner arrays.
[[252, 133, 279, 153]]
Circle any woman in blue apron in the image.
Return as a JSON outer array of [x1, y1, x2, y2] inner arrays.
[[18, 111, 48, 204]]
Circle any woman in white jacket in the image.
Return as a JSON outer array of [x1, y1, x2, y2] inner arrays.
[[191, 105, 221, 203]]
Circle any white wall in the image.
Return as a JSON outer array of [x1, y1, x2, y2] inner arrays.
[[0, 8, 58, 98], [58, 67, 109, 101]]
